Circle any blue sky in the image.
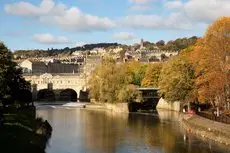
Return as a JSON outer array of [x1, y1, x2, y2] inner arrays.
[[0, 0, 230, 51]]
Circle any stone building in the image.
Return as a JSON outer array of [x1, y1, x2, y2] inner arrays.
[[20, 59, 47, 74], [19, 59, 79, 74], [47, 62, 78, 74], [26, 73, 85, 92]]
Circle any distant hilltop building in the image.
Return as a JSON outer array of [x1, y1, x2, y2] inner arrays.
[[19, 59, 78, 74], [140, 38, 144, 49]]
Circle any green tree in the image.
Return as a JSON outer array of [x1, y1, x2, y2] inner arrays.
[[0, 42, 30, 106]]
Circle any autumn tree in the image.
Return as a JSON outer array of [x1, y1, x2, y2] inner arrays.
[[124, 61, 147, 86], [88, 59, 146, 103], [119, 49, 126, 61], [158, 55, 196, 104], [89, 57, 120, 103], [141, 63, 163, 88], [117, 84, 141, 102], [191, 17, 230, 111], [89, 57, 132, 103]]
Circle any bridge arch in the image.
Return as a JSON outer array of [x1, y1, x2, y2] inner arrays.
[[37, 89, 55, 101], [60, 89, 78, 102]]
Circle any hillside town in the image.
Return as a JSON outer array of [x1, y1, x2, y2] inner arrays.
[[14, 39, 180, 75]]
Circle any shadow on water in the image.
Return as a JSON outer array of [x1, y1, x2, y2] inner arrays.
[[36, 107, 230, 153], [0, 106, 52, 153]]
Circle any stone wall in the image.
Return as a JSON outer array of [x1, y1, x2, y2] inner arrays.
[[181, 114, 230, 146], [156, 98, 181, 112], [104, 103, 129, 113], [86, 102, 129, 113]]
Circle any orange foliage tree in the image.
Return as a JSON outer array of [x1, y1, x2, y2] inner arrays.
[[191, 17, 230, 109]]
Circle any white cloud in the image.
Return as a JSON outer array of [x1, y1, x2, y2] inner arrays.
[[183, 0, 230, 22], [33, 34, 72, 44], [40, 7, 115, 31], [164, 1, 183, 10], [4, 0, 115, 31], [113, 32, 136, 40], [4, 0, 230, 32], [164, 0, 230, 23], [122, 0, 230, 30], [119, 14, 192, 30], [4, 0, 66, 17]]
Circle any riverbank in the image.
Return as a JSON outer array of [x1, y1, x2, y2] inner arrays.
[[85, 103, 230, 146], [0, 106, 52, 153], [180, 113, 230, 146]]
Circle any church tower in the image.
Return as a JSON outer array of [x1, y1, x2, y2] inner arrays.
[[140, 38, 144, 49]]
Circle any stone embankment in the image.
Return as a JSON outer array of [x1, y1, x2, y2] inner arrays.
[[180, 114, 230, 146], [85, 103, 129, 113], [156, 98, 181, 112]]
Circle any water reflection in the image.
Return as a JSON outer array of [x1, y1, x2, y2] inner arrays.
[[36, 108, 230, 153]]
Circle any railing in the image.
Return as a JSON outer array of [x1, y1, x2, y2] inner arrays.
[[197, 111, 230, 124]]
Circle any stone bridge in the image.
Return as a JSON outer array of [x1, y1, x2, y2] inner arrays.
[[23, 73, 88, 101]]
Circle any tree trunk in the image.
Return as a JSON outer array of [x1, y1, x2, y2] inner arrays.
[[217, 106, 220, 117], [188, 102, 191, 112]]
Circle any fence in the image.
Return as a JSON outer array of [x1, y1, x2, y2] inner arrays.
[[197, 111, 230, 124]]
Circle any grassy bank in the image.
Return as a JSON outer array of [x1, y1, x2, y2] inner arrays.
[[0, 106, 52, 153]]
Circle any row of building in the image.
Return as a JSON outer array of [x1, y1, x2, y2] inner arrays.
[[19, 59, 79, 74]]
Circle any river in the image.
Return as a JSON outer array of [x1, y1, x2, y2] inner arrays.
[[36, 105, 230, 153]]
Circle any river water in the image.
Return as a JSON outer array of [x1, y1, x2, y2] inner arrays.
[[36, 106, 230, 153]]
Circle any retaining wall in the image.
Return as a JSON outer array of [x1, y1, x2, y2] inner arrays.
[[85, 102, 129, 113], [156, 98, 181, 112], [181, 114, 230, 146]]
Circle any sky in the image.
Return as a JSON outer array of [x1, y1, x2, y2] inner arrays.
[[0, 0, 230, 51]]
